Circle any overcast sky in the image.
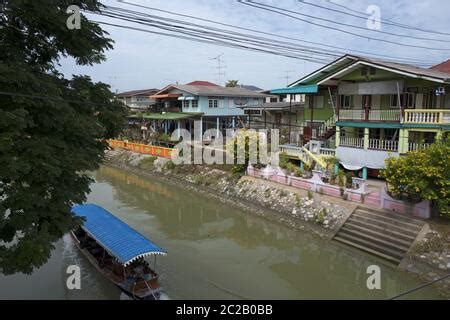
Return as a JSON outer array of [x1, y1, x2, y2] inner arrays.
[[59, 0, 450, 92]]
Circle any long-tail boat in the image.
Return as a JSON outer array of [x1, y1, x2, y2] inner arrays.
[[71, 204, 168, 300]]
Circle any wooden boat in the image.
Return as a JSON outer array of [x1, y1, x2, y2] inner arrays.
[[71, 204, 168, 300]]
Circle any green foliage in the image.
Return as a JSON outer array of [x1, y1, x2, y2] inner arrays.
[[380, 139, 450, 217], [307, 190, 314, 200], [139, 157, 157, 170], [337, 170, 346, 188], [163, 160, 176, 171], [279, 152, 289, 169], [0, 0, 125, 275], [285, 162, 297, 174], [225, 80, 239, 87], [314, 209, 328, 224]]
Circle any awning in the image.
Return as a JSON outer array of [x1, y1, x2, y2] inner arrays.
[[72, 204, 167, 266], [270, 84, 318, 95], [150, 93, 182, 99]]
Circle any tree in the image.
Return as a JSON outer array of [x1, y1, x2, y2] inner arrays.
[[0, 0, 126, 274], [380, 138, 450, 217], [225, 80, 239, 87]]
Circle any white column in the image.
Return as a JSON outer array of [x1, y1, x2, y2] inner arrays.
[[217, 117, 220, 138]]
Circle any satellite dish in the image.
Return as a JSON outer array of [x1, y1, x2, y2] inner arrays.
[[233, 97, 249, 106]]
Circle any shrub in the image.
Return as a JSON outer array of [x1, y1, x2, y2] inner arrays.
[[164, 160, 176, 171], [139, 156, 157, 170], [307, 190, 314, 200], [380, 138, 450, 217]]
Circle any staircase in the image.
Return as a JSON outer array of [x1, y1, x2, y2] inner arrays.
[[334, 207, 426, 265], [103, 149, 122, 164], [316, 114, 337, 140], [280, 145, 327, 170]]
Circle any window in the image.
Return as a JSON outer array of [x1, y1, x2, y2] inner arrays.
[[270, 97, 278, 103], [340, 95, 351, 109], [192, 100, 198, 108], [384, 129, 398, 141], [183, 100, 190, 108], [390, 93, 415, 108], [208, 99, 219, 108], [244, 109, 262, 116]]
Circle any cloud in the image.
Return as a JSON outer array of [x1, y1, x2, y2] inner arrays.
[[58, 0, 450, 92]]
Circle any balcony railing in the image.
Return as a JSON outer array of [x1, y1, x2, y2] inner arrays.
[[368, 139, 398, 152], [339, 109, 401, 122], [339, 110, 365, 121], [404, 109, 450, 125], [408, 142, 432, 152], [368, 110, 401, 122], [320, 148, 337, 157], [339, 137, 364, 149]]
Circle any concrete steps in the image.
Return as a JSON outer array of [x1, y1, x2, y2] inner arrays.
[[334, 207, 426, 265], [103, 149, 122, 164]]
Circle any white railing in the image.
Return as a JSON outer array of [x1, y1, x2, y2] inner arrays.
[[339, 137, 364, 148], [368, 110, 401, 122], [404, 109, 450, 124], [339, 109, 365, 121], [368, 139, 398, 152], [408, 142, 432, 152], [320, 148, 337, 157]]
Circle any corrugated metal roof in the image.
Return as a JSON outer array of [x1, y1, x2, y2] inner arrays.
[[72, 204, 167, 266], [156, 84, 267, 98], [271, 84, 318, 95], [117, 89, 160, 97]]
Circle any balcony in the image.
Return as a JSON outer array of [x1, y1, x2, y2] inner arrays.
[[339, 109, 401, 122], [368, 139, 398, 152], [340, 137, 399, 152], [408, 142, 432, 152], [339, 137, 364, 149], [404, 109, 450, 125]]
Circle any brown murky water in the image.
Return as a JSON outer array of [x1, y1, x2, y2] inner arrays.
[[0, 166, 443, 300]]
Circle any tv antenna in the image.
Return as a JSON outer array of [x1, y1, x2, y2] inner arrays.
[[210, 53, 226, 85], [279, 71, 295, 87]]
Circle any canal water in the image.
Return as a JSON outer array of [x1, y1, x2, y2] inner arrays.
[[0, 166, 443, 300]]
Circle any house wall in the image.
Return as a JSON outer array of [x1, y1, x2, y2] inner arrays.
[[170, 87, 263, 117]]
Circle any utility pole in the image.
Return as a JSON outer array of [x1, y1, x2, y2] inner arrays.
[[210, 53, 226, 85]]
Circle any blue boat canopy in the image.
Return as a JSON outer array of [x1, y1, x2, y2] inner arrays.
[[72, 204, 167, 266], [270, 84, 318, 95]]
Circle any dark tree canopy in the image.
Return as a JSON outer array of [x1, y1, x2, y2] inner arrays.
[[0, 0, 126, 274]]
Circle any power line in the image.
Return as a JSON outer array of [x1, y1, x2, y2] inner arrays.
[[300, 0, 450, 37], [94, 8, 333, 64], [0, 91, 123, 109], [238, 0, 450, 51], [325, 0, 450, 36], [114, 0, 441, 65]]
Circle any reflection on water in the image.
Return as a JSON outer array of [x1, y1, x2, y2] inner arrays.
[[0, 166, 443, 300]]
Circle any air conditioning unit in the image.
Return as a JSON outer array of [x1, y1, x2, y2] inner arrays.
[[436, 87, 446, 95]]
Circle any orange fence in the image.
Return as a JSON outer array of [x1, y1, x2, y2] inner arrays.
[[108, 140, 174, 159]]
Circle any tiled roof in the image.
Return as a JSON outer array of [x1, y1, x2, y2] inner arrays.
[[430, 59, 450, 74], [185, 81, 219, 86]]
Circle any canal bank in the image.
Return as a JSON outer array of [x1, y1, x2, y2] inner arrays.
[[0, 164, 445, 299], [104, 149, 450, 297]]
